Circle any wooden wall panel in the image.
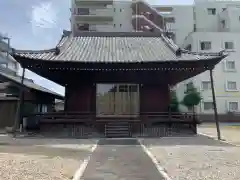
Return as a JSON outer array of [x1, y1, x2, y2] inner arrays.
[[66, 84, 96, 112], [140, 84, 170, 113]]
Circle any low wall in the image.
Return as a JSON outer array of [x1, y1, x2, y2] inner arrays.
[[199, 114, 240, 123]]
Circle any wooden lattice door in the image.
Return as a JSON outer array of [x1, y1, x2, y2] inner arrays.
[[96, 84, 139, 117]]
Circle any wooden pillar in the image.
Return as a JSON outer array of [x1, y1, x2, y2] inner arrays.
[[210, 68, 221, 140], [13, 68, 25, 135], [40, 104, 43, 113], [64, 85, 68, 111]]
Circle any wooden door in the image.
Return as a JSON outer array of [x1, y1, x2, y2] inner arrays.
[[96, 84, 139, 117]]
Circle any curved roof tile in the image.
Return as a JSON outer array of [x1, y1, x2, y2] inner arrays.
[[12, 32, 227, 63]]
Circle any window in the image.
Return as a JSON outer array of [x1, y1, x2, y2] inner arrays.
[[120, 24, 122, 27], [120, 8, 122, 12], [203, 102, 213, 111], [77, 8, 89, 15], [222, 8, 226, 11], [113, 24, 116, 27], [207, 8, 216, 15], [224, 42, 234, 50], [221, 20, 225, 28], [225, 61, 236, 71], [202, 81, 211, 90], [193, 24, 196, 32], [228, 102, 238, 112], [42, 105, 48, 113], [226, 81, 237, 91], [77, 24, 89, 31], [36, 104, 48, 113], [185, 44, 192, 51], [0, 64, 7, 68], [200, 41, 211, 50], [185, 82, 194, 93]]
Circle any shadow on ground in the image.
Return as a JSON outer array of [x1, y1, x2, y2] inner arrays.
[[98, 139, 140, 146], [141, 135, 234, 147]]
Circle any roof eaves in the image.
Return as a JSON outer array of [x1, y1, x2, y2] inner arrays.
[[0, 71, 64, 99], [13, 47, 58, 55], [181, 49, 228, 58]]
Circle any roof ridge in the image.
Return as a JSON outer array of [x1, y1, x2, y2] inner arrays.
[[160, 33, 179, 54], [12, 48, 57, 54]]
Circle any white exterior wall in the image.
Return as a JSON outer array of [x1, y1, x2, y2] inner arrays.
[[154, 1, 240, 45], [71, 0, 133, 35], [194, 0, 240, 32], [177, 32, 240, 114], [224, 7, 240, 32]]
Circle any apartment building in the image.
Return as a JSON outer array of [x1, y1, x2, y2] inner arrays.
[[70, 0, 167, 36], [0, 34, 19, 75], [153, 0, 240, 115]]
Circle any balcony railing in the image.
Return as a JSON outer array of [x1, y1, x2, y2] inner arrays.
[[75, 0, 113, 6], [74, 15, 113, 24]]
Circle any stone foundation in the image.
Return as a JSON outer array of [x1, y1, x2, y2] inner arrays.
[[37, 123, 196, 138]]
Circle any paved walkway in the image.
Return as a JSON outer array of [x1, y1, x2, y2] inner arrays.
[[81, 139, 164, 180]]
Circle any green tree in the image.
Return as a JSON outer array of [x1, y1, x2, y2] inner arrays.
[[169, 90, 179, 113], [182, 84, 201, 113]]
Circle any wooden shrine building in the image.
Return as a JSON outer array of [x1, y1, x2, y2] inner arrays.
[[12, 32, 227, 138]]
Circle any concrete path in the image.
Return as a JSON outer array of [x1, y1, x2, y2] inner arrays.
[[81, 139, 164, 180]]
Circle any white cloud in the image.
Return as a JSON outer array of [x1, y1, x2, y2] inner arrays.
[[31, 1, 57, 34]]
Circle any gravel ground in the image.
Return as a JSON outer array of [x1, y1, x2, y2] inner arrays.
[[0, 153, 80, 180], [198, 124, 240, 145], [142, 136, 240, 180], [0, 137, 97, 180]]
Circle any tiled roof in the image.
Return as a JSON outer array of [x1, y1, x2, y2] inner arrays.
[[13, 32, 226, 63], [0, 71, 63, 99]]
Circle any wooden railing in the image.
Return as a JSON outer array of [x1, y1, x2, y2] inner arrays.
[[25, 112, 95, 123], [24, 111, 199, 124]]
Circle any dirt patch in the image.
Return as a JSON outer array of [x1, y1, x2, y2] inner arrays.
[[198, 125, 240, 145]]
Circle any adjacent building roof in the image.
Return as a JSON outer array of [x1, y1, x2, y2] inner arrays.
[[12, 32, 227, 63], [0, 70, 63, 99]]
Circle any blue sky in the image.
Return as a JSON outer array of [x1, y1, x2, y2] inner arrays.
[[0, 0, 194, 95]]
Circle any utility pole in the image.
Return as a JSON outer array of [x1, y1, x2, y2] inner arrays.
[[210, 68, 221, 140]]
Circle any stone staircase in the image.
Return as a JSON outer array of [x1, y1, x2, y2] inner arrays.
[[104, 122, 131, 138]]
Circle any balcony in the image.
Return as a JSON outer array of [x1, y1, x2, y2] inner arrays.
[[74, 8, 113, 23], [131, 0, 165, 30], [74, 15, 113, 24], [75, 0, 113, 6], [132, 15, 163, 33]]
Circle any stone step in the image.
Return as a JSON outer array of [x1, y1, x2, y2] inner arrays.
[[105, 126, 129, 129], [105, 122, 130, 138]]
